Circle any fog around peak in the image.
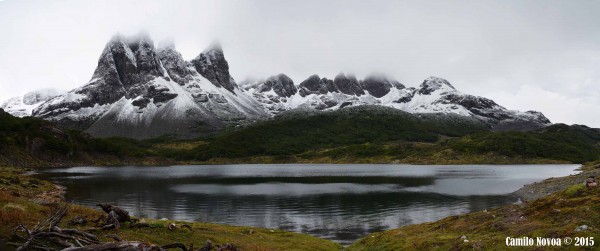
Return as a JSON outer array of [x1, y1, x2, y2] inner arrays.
[[0, 0, 599, 126]]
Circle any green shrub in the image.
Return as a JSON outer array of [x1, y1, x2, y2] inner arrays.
[[564, 184, 586, 197]]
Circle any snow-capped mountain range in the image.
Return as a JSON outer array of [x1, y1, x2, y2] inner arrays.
[[1, 89, 63, 118], [1, 33, 551, 139]]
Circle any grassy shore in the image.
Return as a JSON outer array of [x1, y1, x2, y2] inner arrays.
[[348, 162, 600, 251], [0, 167, 342, 251]]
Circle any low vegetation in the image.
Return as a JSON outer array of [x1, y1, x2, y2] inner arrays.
[[448, 124, 600, 163], [1, 106, 599, 167]]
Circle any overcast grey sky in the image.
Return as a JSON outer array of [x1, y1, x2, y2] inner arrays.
[[0, 0, 599, 127]]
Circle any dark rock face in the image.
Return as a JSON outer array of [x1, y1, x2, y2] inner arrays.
[[131, 97, 150, 108], [418, 76, 455, 95], [191, 43, 237, 93], [393, 88, 416, 103], [30, 33, 267, 140], [104, 33, 165, 98], [322, 78, 338, 93], [320, 97, 339, 108], [35, 34, 168, 117], [360, 75, 393, 98], [146, 85, 178, 103], [157, 43, 194, 85], [334, 73, 364, 96], [192, 93, 209, 102], [339, 102, 353, 108], [298, 75, 329, 97], [439, 93, 510, 120], [258, 74, 297, 97], [391, 81, 405, 89]]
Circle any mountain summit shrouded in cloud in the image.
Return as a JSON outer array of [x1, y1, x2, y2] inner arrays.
[[1, 33, 550, 139], [0, 0, 599, 127]]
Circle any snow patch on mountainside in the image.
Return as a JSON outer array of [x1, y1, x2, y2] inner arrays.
[[1, 33, 551, 138], [1, 89, 62, 117], [243, 75, 551, 130]]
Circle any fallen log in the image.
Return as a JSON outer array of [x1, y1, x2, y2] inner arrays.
[[61, 241, 153, 251], [96, 203, 132, 230], [69, 216, 88, 225], [12, 202, 238, 251], [161, 242, 189, 251], [12, 203, 103, 251]]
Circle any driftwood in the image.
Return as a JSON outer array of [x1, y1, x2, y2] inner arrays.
[[61, 241, 161, 251], [96, 203, 131, 229], [214, 243, 239, 251], [167, 223, 193, 231], [12, 203, 101, 251], [90, 215, 106, 225], [12, 202, 237, 251], [105, 234, 123, 241], [69, 216, 88, 225]]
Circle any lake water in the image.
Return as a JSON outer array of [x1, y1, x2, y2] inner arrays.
[[35, 164, 579, 244]]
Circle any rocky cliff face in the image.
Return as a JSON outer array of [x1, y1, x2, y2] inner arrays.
[[30, 33, 266, 139], [190, 43, 238, 93], [2, 32, 552, 137], [360, 74, 394, 98]]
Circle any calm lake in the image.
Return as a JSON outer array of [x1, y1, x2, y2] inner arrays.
[[35, 164, 579, 244]]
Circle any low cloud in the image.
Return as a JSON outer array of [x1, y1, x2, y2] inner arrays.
[[0, 0, 598, 127]]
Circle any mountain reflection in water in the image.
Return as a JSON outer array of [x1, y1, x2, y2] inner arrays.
[[35, 164, 578, 244]]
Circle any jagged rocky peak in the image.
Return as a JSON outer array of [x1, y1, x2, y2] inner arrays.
[[191, 42, 237, 93], [259, 74, 297, 97], [360, 74, 400, 98], [111, 32, 164, 77], [156, 40, 194, 85], [29, 33, 269, 139], [9, 31, 555, 138], [418, 76, 456, 95], [298, 74, 329, 97], [334, 73, 364, 96], [321, 77, 338, 93], [86, 32, 166, 104]]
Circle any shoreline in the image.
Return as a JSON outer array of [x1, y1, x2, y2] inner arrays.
[[348, 162, 600, 250], [511, 163, 599, 201], [2, 162, 597, 250]]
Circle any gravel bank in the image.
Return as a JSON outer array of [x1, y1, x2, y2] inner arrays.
[[512, 163, 600, 201]]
